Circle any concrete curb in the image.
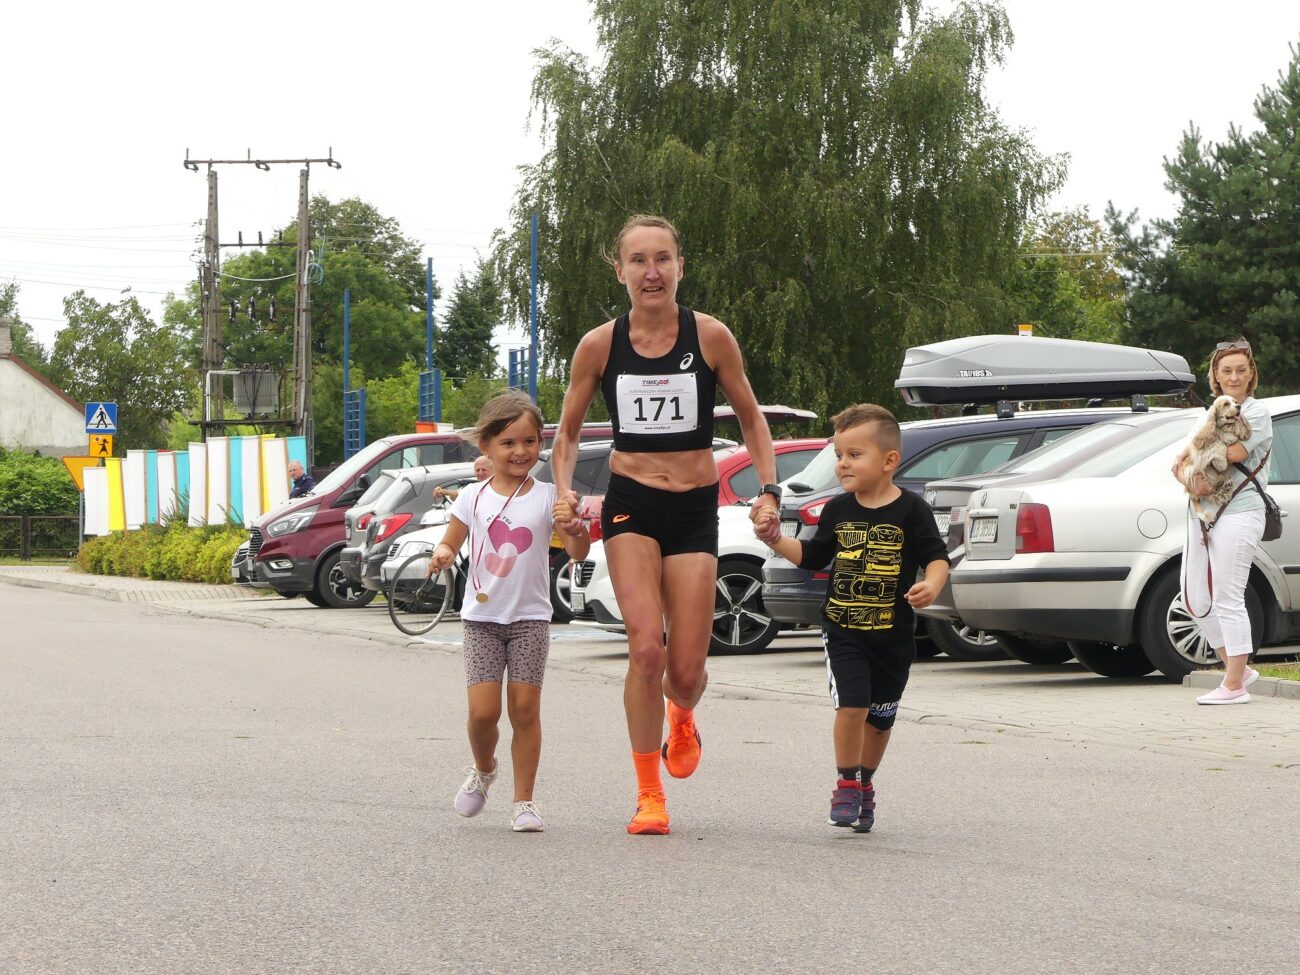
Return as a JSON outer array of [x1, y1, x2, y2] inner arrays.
[[1183, 669, 1300, 700]]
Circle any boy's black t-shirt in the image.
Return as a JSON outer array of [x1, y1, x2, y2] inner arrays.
[[797, 489, 949, 644]]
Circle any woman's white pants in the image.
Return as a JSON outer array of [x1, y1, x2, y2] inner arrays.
[[1182, 508, 1265, 657]]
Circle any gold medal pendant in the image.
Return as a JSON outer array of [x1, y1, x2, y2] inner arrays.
[[475, 592, 489, 604]]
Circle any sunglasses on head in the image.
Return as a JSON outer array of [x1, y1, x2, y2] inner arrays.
[[1215, 340, 1251, 352]]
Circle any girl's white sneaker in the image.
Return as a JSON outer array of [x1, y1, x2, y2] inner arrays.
[[454, 764, 497, 817], [511, 801, 545, 832]]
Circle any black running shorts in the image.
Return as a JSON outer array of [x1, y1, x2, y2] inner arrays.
[[821, 624, 915, 729], [600, 473, 720, 557]]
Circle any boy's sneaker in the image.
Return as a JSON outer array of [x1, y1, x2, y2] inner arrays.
[[627, 789, 670, 835], [1196, 684, 1251, 705], [828, 778, 862, 827], [510, 801, 545, 832], [853, 782, 876, 833], [453, 763, 497, 817], [662, 701, 702, 778]]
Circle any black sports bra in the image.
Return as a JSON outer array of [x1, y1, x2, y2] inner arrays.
[[600, 306, 717, 452]]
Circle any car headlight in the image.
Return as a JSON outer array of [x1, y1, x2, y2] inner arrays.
[[267, 506, 319, 537]]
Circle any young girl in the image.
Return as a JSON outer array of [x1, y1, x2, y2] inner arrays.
[[426, 391, 590, 830]]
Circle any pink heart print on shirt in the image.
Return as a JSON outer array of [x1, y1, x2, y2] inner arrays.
[[484, 518, 534, 577]]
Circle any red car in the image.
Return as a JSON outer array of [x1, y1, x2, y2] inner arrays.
[[575, 438, 828, 543]]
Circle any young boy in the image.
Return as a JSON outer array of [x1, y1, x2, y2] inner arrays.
[[761, 404, 949, 831]]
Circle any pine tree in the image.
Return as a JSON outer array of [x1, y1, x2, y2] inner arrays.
[[1109, 42, 1300, 389]]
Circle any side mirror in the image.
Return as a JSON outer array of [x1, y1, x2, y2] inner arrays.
[[357, 475, 371, 490]]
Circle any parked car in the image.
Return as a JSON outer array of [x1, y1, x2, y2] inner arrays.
[[350, 462, 480, 593], [947, 395, 1300, 679], [570, 503, 789, 654], [572, 438, 828, 558], [760, 406, 1155, 660], [532, 436, 739, 621], [234, 423, 616, 608], [919, 411, 1186, 664], [337, 469, 405, 585]]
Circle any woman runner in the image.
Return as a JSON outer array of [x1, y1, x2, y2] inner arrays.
[[550, 215, 781, 834]]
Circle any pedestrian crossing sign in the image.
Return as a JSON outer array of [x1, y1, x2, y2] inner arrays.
[[85, 402, 118, 434]]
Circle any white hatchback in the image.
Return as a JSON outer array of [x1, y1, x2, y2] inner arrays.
[[949, 395, 1300, 678], [569, 504, 787, 654]]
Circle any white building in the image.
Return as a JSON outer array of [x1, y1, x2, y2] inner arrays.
[[0, 319, 86, 458]]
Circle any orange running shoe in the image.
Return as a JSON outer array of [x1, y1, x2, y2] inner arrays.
[[662, 701, 702, 779], [627, 789, 670, 835]]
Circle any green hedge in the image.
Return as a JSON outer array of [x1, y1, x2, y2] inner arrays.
[[77, 522, 247, 584]]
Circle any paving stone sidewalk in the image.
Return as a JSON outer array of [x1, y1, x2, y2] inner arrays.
[[0, 564, 268, 602]]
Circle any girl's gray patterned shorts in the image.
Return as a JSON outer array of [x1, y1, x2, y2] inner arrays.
[[462, 619, 550, 687]]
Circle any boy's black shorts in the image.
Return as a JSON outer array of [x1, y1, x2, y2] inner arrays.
[[821, 623, 915, 729], [600, 473, 719, 557]]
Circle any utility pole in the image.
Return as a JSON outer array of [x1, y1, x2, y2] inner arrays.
[[184, 149, 339, 458], [201, 170, 223, 433], [291, 168, 314, 457]]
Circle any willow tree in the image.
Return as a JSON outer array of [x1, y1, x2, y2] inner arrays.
[[495, 0, 1063, 415]]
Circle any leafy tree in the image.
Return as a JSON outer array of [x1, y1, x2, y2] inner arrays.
[[438, 263, 503, 384], [1010, 209, 1124, 343], [1107, 43, 1300, 389], [47, 291, 192, 448], [0, 447, 80, 515], [495, 0, 1063, 415], [0, 282, 49, 372], [162, 197, 441, 463]]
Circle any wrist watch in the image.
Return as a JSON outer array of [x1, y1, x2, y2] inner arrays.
[[758, 483, 782, 504]]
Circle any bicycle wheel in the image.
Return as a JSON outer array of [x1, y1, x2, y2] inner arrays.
[[388, 553, 454, 636]]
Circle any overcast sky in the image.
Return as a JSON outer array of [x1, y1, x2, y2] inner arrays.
[[3, 1, 1298, 355]]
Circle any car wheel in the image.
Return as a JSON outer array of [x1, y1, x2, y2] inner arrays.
[[926, 618, 1010, 662], [550, 553, 575, 624], [314, 550, 377, 609], [993, 635, 1074, 665], [1066, 640, 1157, 678], [710, 559, 780, 655], [1138, 568, 1263, 680]]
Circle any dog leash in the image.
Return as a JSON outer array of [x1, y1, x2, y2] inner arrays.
[[1182, 451, 1269, 620]]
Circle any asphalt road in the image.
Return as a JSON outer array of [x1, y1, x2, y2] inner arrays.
[[3, 585, 1298, 975]]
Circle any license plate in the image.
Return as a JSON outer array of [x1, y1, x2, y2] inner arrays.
[[935, 512, 951, 536], [780, 520, 800, 538], [969, 517, 998, 543], [570, 591, 586, 613]]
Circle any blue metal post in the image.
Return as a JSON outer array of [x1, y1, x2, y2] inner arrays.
[[434, 368, 442, 421], [342, 288, 351, 393], [425, 258, 434, 372], [529, 213, 539, 401]]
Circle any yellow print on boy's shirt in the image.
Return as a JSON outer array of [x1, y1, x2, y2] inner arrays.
[[825, 522, 903, 631]]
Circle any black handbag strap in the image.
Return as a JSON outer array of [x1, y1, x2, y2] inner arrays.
[[1232, 449, 1271, 504]]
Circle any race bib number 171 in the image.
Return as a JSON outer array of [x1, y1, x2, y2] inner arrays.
[[614, 373, 699, 435]]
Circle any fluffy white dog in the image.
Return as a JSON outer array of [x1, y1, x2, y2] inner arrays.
[[1181, 395, 1252, 524]]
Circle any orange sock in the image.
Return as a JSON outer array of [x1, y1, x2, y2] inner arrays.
[[633, 750, 663, 793], [667, 700, 694, 728]]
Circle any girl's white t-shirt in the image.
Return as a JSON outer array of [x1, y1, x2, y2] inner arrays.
[[450, 478, 556, 624]]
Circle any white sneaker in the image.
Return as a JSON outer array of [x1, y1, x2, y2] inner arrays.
[[1196, 685, 1251, 705], [1243, 666, 1260, 688], [510, 801, 545, 832], [454, 763, 497, 817]]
